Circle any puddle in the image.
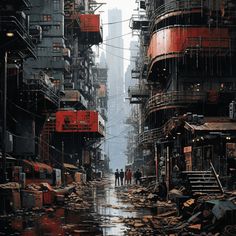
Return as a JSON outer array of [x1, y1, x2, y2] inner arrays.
[[0, 176, 156, 236]]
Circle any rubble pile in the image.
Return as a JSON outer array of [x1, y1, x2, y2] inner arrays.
[[116, 183, 161, 209], [114, 182, 236, 235], [65, 177, 111, 211]]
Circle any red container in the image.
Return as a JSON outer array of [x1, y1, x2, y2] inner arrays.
[[79, 14, 100, 32], [43, 191, 52, 205]]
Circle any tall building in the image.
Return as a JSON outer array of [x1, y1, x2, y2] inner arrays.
[[130, 0, 236, 194], [106, 9, 125, 170], [0, 0, 107, 188]]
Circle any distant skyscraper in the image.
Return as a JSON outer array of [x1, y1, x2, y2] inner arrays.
[[106, 8, 126, 170]]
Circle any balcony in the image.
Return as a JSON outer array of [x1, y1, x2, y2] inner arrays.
[[0, 15, 35, 57], [21, 73, 59, 109], [145, 91, 206, 118], [131, 69, 140, 79], [147, 27, 232, 79], [130, 15, 149, 31], [138, 128, 162, 146], [60, 90, 88, 109], [128, 85, 149, 104], [0, 0, 31, 9], [64, 1, 80, 31], [151, 0, 203, 24]]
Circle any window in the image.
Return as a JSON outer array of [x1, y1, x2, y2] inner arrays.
[[219, 82, 234, 91], [53, 42, 62, 52], [53, 0, 60, 10], [42, 15, 52, 22], [183, 83, 202, 92]]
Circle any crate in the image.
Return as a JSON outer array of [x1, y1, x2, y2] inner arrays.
[[22, 190, 43, 209], [74, 172, 82, 183]]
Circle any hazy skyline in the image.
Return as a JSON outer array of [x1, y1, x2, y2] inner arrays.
[[98, 1, 138, 170], [99, 0, 138, 71]]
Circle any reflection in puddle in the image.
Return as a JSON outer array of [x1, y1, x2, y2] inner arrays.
[[0, 177, 156, 236]]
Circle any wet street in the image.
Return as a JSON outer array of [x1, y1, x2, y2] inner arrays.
[[0, 176, 157, 236]]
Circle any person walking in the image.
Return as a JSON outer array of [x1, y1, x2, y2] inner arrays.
[[115, 169, 120, 186], [127, 169, 132, 184], [120, 169, 124, 186], [125, 169, 128, 185], [134, 169, 142, 185]]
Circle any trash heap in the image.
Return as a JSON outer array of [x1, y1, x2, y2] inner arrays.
[[116, 183, 236, 235]]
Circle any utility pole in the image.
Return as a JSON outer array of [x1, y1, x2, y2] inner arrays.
[[0, 52, 8, 215], [166, 145, 170, 200], [154, 142, 158, 186], [61, 141, 65, 186], [1, 51, 8, 184]]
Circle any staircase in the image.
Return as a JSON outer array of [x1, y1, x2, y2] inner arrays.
[[182, 163, 224, 195]]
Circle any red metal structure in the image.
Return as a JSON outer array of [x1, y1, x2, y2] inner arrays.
[[56, 110, 105, 137]]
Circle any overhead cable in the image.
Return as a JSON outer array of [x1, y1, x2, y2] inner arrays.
[[102, 18, 131, 25], [103, 42, 138, 51], [99, 46, 135, 62], [103, 32, 133, 42]]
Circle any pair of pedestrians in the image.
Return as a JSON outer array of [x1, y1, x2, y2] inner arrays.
[[114, 169, 125, 186]]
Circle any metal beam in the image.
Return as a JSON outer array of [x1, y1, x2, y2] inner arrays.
[[89, 2, 106, 13]]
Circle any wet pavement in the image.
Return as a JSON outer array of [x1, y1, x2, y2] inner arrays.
[[0, 176, 157, 236]]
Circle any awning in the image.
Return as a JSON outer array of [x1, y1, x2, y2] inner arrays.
[[23, 160, 53, 174], [185, 121, 236, 132], [63, 163, 78, 170]]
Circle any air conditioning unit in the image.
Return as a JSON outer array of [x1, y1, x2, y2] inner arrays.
[[229, 101, 236, 120]]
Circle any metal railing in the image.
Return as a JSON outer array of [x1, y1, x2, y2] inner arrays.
[[145, 90, 206, 117], [210, 161, 224, 194], [0, 16, 35, 56], [138, 127, 163, 145], [23, 78, 59, 106], [22, 0, 31, 8], [153, 0, 203, 19]]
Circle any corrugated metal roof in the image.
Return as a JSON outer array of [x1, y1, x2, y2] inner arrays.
[[185, 122, 236, 131]]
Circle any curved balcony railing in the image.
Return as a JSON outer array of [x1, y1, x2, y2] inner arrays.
[[139, 127, 162, 146], [153, 0, 203, 20], [145, 91, 206, 118], [139, 117, 181, 146]]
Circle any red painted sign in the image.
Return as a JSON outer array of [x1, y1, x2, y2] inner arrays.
[[56, 110, 105, 136]]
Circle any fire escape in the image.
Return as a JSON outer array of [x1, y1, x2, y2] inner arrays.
[[52, 0, 105, 168]]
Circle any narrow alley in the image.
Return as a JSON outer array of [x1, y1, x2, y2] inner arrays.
[[0, 176, 158, 236], [1, 0, 236, 235]]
